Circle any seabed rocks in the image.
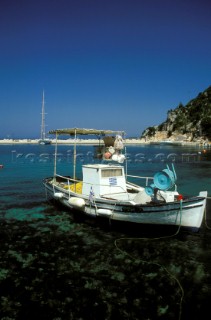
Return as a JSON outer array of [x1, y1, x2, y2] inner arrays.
[[0, 211, 211, 320]]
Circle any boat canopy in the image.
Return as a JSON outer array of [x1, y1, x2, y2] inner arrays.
[[48, 128, 125, 136]]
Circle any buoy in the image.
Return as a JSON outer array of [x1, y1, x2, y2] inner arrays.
[[54, 192, 64, 199], [177, 194, 183, 201], [68, 197, 85, 209], [97, 209, 113, 216], [108, 146, 115, 154], [112, 154, 125, 163], [104, 152, 112, 159]]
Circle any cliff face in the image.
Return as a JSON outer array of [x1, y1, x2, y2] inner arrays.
[[141, 86, 211, 142]]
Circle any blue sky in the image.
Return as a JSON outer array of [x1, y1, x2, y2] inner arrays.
[[0, 0, 210, 138]]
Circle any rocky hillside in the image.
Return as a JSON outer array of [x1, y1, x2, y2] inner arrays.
[[141, 86, 211, 142]]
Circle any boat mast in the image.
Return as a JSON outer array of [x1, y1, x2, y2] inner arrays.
[[73, 128, 77, 182], [53, 132, 58, 179], [41, 90, 46, 140]]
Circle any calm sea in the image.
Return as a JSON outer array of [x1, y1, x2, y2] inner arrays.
[[0, 143, 211, 320]]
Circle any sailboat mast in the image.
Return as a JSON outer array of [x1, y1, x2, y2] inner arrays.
[[41, 90, 46, 140]]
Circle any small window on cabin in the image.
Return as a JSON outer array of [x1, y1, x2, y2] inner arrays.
[[101, 169, 122, 177]]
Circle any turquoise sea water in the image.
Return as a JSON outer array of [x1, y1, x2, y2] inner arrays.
[[0, 143, 211, 319]]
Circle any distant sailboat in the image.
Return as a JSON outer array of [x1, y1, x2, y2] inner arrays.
[[39, 91, 51, 145]]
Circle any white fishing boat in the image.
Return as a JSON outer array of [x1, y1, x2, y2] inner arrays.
[[43, 128, 207, 230], [39, 91, 51, 145]]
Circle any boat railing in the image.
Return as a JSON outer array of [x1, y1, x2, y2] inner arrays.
[[55, 174, 153, 187], [54, 173, 154, 189], [54, 174, 82, 189], [126, 174, 153, 186], [55, 174, 80, 183], [54, 173, 128, 189], [54, 174, 132, 200]]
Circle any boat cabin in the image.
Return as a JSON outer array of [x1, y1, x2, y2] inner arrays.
[[82, 164, 127, 199]]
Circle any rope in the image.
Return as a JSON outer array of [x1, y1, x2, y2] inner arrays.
[[114, 200, 184, 320]]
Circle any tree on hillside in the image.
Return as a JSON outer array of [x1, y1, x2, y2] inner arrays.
[[201, 118, 211, 139]]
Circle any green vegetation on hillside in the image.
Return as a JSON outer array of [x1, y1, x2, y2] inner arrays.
[[141, 86, 211, 141]]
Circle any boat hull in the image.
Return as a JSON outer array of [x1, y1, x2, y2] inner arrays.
[[39, 139, 51, 145], [43, 179, 207, 230]]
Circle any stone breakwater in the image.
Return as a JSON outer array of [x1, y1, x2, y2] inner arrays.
[[0, 138, 148, 145], [0, 138, 210, 146]]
